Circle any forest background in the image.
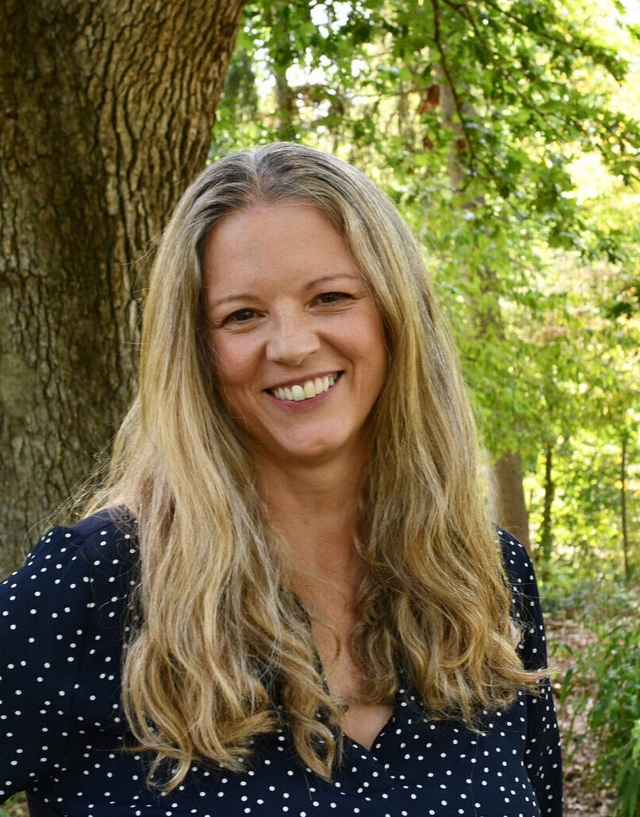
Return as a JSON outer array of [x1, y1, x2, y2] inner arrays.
[[1, 0, 639, 814]]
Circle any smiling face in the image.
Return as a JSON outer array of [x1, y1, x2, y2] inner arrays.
[[202, 201, 388, 472]]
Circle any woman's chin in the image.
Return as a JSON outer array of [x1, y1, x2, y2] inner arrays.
[[254, 431, 365, 471]]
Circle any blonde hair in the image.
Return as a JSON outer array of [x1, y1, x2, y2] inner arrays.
[[89, 143, 541, 788]]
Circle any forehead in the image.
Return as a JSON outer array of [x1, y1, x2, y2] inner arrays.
[[205, 200, 343, 246], [201, 201, 359, 291]]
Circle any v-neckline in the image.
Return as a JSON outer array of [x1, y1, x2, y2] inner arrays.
[[292, 592, 402, 754], [342, 701, 396, 752]]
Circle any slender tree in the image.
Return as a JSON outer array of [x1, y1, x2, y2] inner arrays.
[[0, 0, 245, 573]]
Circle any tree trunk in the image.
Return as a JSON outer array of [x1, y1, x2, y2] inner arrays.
[[620, 433, 630, 583], [491, 452, 531, 550], [0, 0, 245, 574], [537, 444, 554, 576]]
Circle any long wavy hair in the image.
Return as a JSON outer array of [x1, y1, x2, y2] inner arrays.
[[89, 143, 541, 789]]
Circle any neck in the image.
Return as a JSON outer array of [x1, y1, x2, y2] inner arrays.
[[256, 454, 365, 599]]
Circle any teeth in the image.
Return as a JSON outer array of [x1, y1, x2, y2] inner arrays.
[[272, 375, 337, 402]]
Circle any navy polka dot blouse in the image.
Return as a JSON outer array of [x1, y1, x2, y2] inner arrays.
[[1, 510, 562, 816]]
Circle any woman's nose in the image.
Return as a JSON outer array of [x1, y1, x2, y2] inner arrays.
[[266, 313, 320, 366]]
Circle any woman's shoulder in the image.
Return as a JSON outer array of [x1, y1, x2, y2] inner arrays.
[[2, 506, 139, 613], [24, 506, 138, 570], [496, 526, 537, 591], [52, 504, 137, 547], [495, 527, 549, 669], [0, 511, 137, 800]]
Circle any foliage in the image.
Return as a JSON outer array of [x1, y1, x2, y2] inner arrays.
[[522, 217, 640, 578], [585, 619, 640, 816], [0, 794, 28, 817], [212, 0, 640, 585], [560, 593, 640, 817], [540, 564, 638, 621], [214, 0, 640, 452]]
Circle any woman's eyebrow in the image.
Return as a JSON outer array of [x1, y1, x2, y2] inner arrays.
[[208, 292, 260, 309], [302, 273, 362, 291], [209, 273, 361, 308]]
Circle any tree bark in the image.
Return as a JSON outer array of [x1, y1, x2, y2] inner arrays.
[[620, 433, 630, 583], [491, 452, 531, 550], [537, 444, 554, 575], [0, 0, 245, 574]]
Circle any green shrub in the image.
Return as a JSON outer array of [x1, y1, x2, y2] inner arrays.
[[565, 605, 640, 817], [0, 794, 29, 817]]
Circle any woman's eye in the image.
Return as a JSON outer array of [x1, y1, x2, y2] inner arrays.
[[223, 308, 259, 326], [315, 291, 351, 305]]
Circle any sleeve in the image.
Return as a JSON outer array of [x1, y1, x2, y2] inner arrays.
[[501, 529, 563, 817], [0, 515, 133, 800]]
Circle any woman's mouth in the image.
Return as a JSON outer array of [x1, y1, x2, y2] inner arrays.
[[268, 373, 340, 402]]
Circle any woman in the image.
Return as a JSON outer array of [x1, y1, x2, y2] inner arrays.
[[0, 143, 562, 816]]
